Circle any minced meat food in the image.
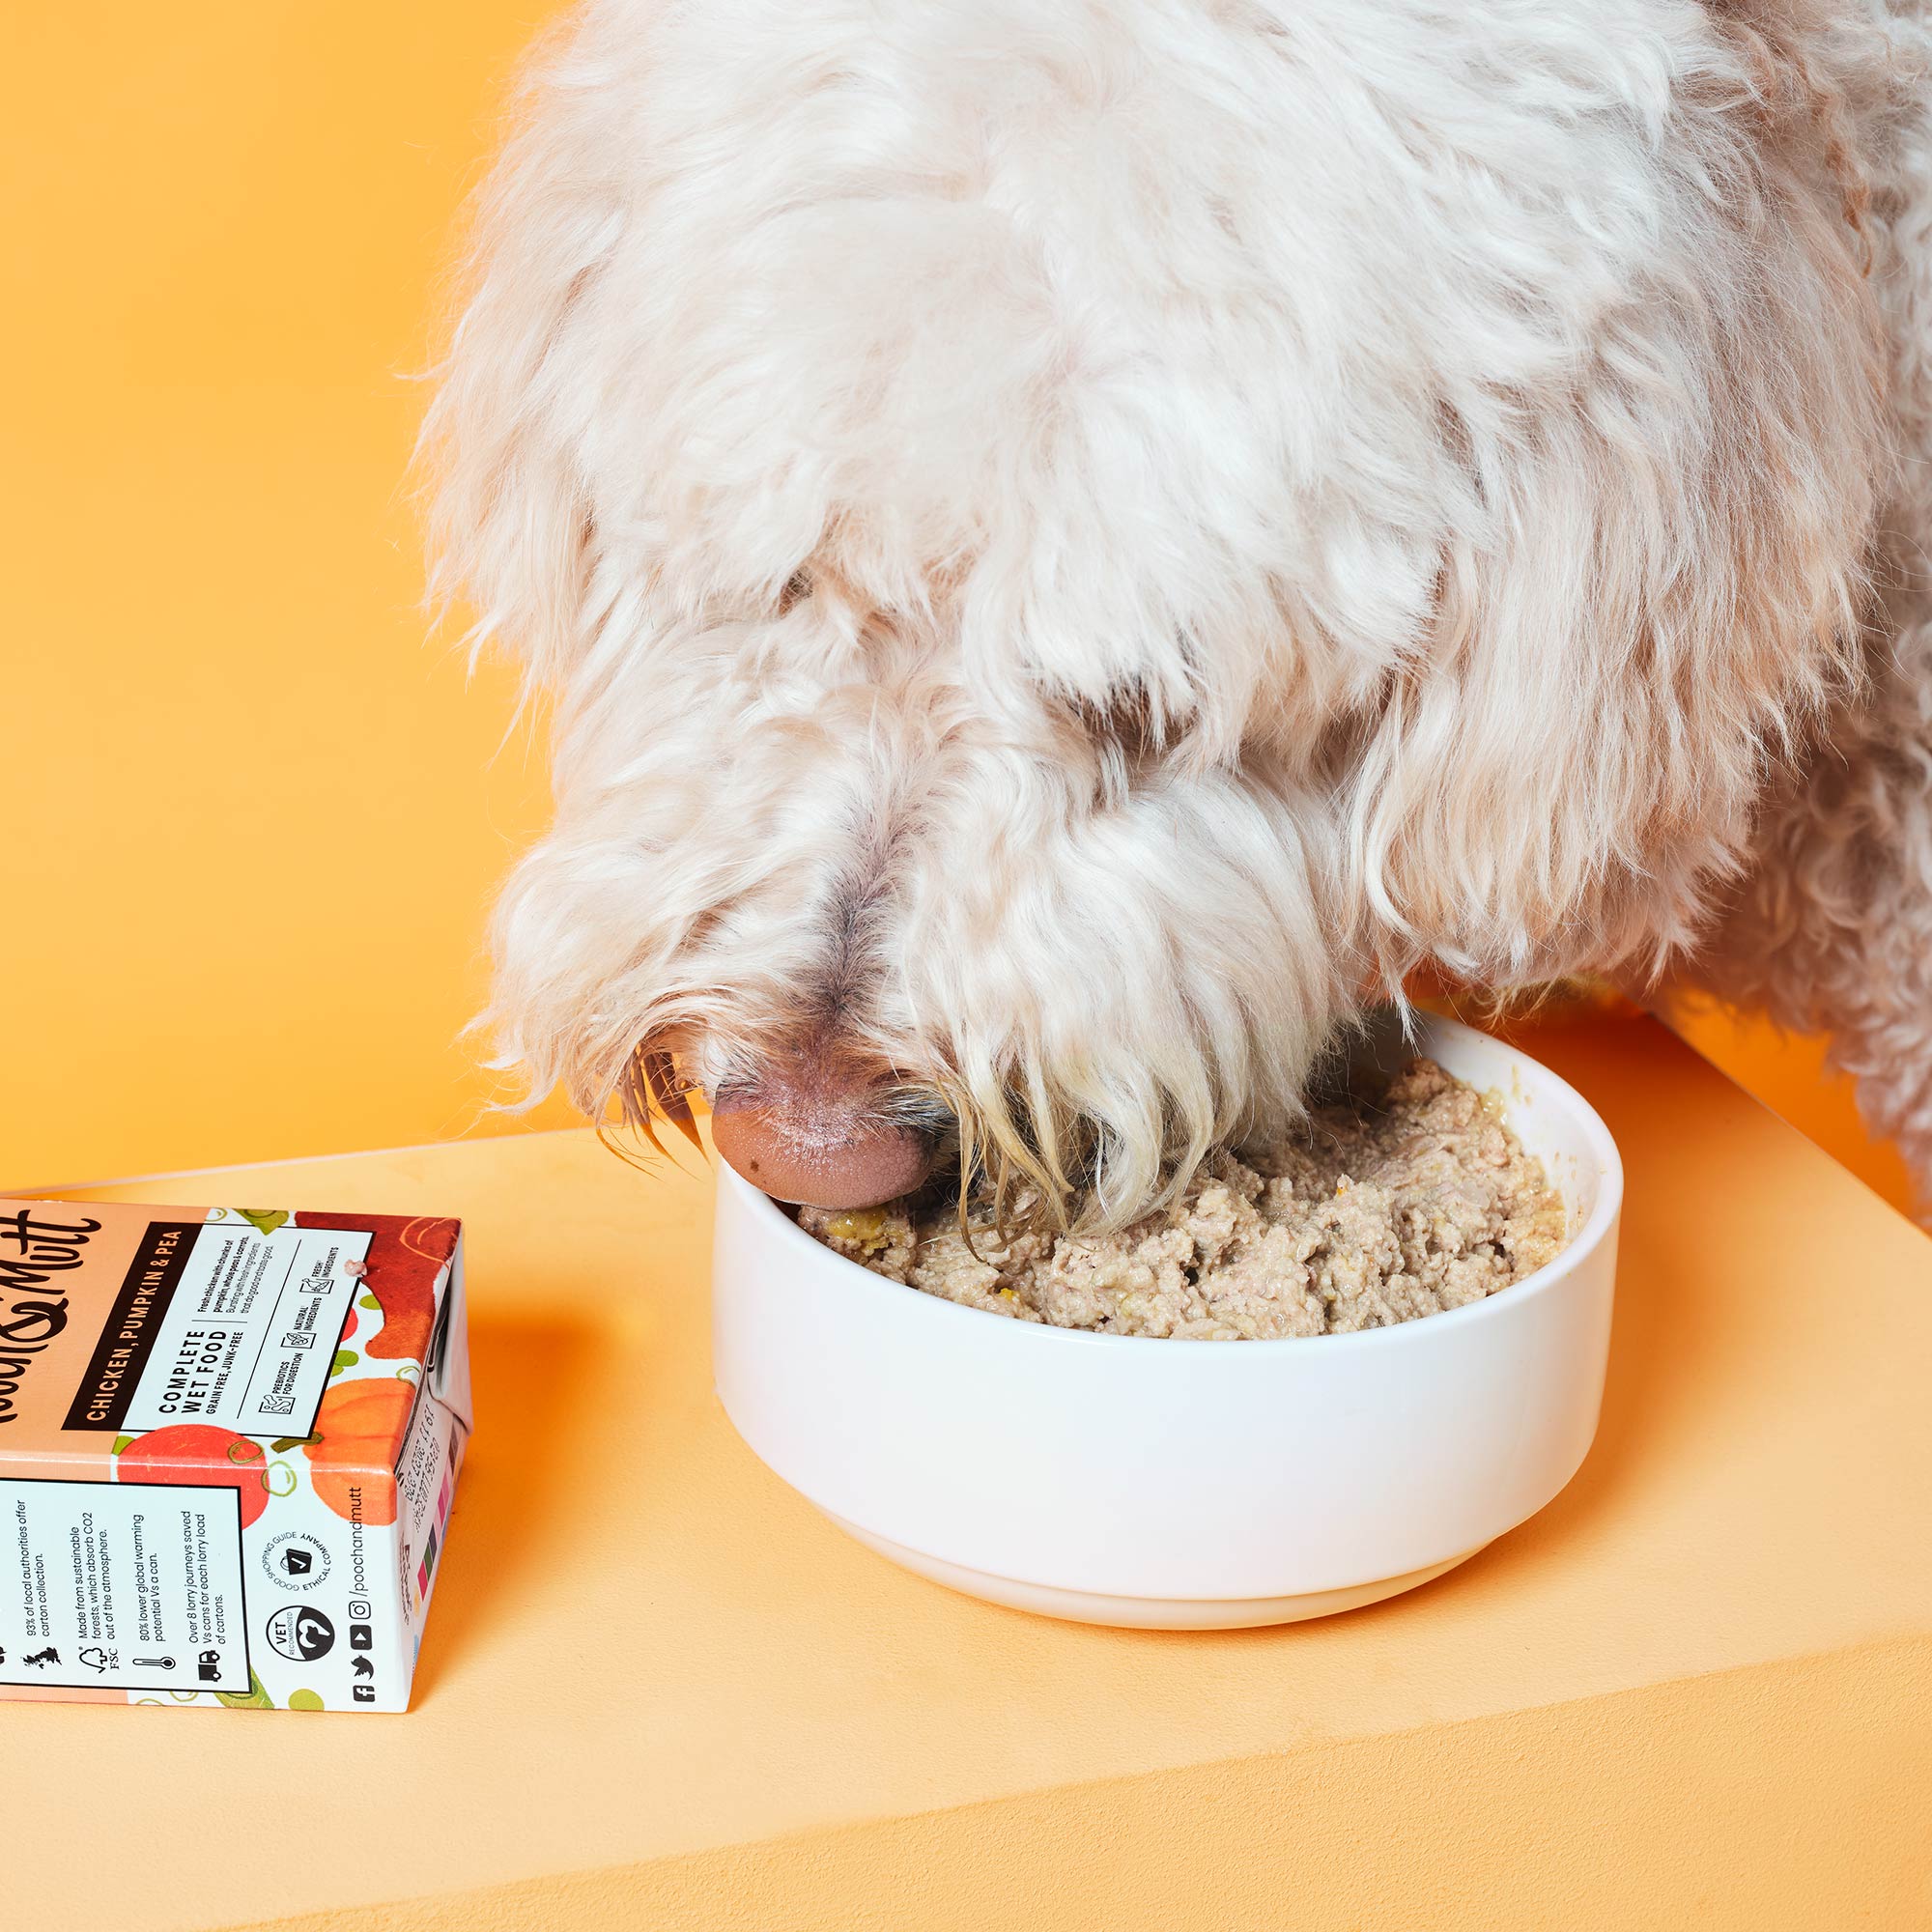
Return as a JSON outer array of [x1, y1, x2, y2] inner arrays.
[[798, 1058, 1569, 1339]]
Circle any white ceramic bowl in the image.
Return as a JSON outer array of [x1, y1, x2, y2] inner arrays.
[[712, 1012, 1621, 1629]]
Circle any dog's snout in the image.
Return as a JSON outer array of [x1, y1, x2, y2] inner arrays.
[[711, 1071, 936, 1210]]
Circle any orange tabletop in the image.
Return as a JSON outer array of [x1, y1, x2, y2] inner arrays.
[[5, 1010, 1929, 1932]]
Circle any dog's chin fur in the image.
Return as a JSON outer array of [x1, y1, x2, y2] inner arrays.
[[423, 0, 1932, 1226]]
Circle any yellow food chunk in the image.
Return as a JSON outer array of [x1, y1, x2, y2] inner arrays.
[[825, 1208, 888, 1248]]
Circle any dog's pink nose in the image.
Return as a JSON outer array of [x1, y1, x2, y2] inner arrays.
[[711, 1084, 935, 1209]]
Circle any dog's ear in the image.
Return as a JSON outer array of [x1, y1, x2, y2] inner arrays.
[[1345, 268, 1886, 987], [1342, 0, 1903, 989]]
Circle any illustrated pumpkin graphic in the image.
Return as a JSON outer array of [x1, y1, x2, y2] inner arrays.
[[118, 1424, 271, 1529], [294, 1212, 455, 1363], [300, 1378, 417, 1524]]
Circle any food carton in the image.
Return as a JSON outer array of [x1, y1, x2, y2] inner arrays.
[[0, 1201, 469, 1711]]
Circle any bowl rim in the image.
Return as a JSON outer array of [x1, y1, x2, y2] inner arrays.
[[718, 1012, 1624, 1356]]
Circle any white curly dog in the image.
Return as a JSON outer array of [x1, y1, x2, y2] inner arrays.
[[425, 0, 1932, 1225]]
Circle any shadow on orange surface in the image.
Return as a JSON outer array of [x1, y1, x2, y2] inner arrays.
[[1669, 1006, 1916, 1219], [413, 1310, 605, 1703]]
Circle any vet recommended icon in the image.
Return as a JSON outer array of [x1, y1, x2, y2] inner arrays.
[[264, 1605, 336, 1662], [261, 1530, 332, 1592]]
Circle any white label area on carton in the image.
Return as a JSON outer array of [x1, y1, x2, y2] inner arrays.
[[119, 1221, 373, 1439], [0, 1477, 250, 1693]]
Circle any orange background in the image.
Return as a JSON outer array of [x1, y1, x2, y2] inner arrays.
[[0, 3, 1913, 1218], [2, 2, 577, 1191]]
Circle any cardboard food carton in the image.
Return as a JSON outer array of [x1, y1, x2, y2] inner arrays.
[[0, 1201, 469, 1712]]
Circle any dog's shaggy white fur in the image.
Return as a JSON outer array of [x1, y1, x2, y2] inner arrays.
[[424, 0, 1932, 1224]]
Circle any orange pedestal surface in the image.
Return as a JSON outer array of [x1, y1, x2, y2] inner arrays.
[[6, 1012, 1929, 1931]]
